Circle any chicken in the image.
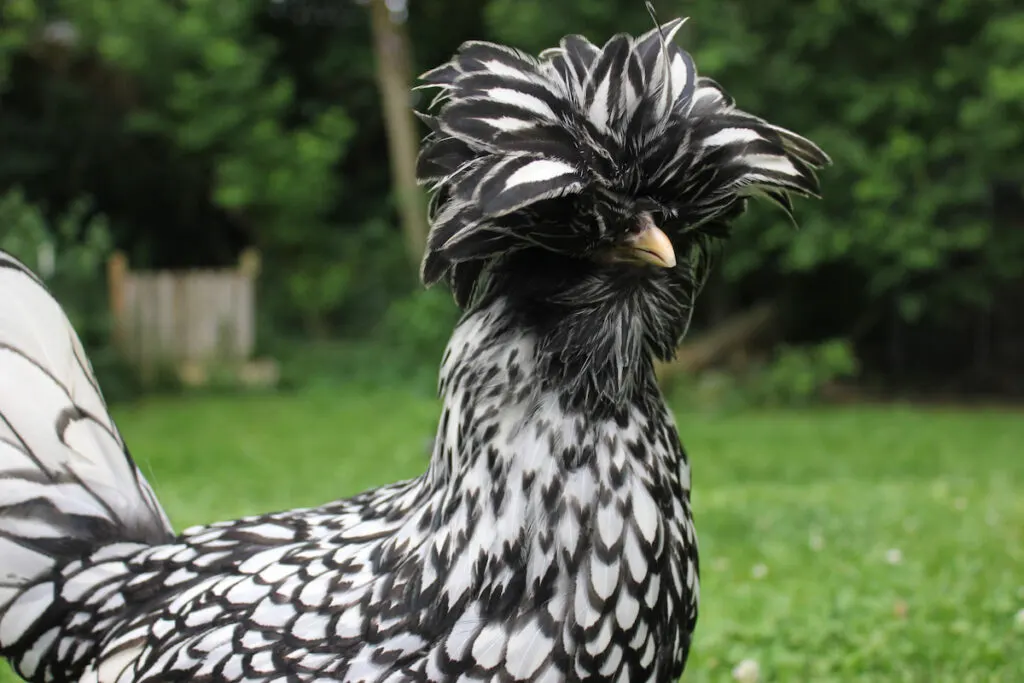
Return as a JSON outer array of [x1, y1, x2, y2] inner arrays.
[[0, 15, 827, 683]]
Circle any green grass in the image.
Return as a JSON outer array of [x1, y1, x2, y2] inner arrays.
[[4, 389, 1023, 681]]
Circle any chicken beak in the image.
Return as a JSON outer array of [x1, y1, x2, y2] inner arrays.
[[625, 218, 676, 268]]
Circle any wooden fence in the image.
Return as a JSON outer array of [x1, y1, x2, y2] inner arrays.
[[107, 249, 275, 385]]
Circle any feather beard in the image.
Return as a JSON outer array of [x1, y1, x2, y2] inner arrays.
[[415, 16, 830, 308]]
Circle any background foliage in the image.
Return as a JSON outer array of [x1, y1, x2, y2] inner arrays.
[[0, 0, 1022, 400]]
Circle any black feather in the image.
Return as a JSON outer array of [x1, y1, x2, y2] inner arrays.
[[416, 135, 473, 182], [553, 35, 601, 86]]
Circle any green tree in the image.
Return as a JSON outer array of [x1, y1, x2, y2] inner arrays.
[[1, 0, 357, 335]]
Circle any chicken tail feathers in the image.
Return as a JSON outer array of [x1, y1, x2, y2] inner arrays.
[[0, 251, 173, 657]]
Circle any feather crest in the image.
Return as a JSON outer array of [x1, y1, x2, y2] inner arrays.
[[416, 15, 830, 306]]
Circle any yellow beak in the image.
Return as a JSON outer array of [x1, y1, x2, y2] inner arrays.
[[625, 217, 676, 268]]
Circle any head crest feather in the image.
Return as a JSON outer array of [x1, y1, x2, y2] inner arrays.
[[416, 15, 830, 307]]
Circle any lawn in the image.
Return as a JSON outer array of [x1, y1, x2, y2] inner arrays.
[[3, 388, 1022, 682]]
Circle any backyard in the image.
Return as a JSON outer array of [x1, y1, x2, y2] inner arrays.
[[4, 389, 1020, 682], [1, 0, 1022, 681]]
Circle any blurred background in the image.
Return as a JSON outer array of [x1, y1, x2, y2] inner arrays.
[[0, 0, 1022, 681]]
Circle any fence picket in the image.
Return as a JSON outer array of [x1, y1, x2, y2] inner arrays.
[[108, 251, 260, 378]]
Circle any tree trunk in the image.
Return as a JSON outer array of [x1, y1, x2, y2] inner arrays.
[[369, 0, 429, 267]]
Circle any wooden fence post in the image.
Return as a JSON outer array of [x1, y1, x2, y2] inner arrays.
[[238, 248, 261, 278], [107, 251, 128, 348]]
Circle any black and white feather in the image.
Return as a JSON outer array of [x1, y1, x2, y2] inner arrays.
[[417, 14, 828, 307], [0, 14, 827, 683], [0, 253, 173, 679]]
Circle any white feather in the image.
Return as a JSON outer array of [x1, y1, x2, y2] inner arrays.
[[587, 75, 613, 132], [503, 159, 577, 189], [0, 583, 53, 644], [480, 58, 539, 82], [484, 87, 557, 121], [742, 153, 802, 176], [483, 116, 535, 132], [669, 51, 692, 103], [78, 644, 143, 683], [504, 617, 550, 679], [703, 127, 765, 148]]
